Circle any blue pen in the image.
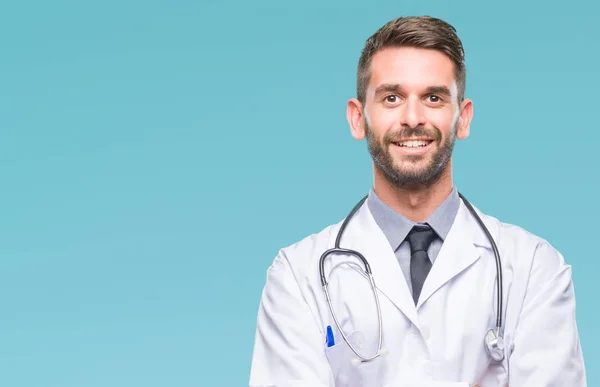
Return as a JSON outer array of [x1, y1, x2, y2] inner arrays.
[[326, 325, 335, 347]]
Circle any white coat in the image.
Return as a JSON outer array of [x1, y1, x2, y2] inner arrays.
[[249, 197, 586, 386]]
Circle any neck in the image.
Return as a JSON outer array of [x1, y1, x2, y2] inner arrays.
[[372, 163, 454, 223]]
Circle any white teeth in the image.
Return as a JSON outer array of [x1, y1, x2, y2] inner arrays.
[[397, 140, 430, 148]]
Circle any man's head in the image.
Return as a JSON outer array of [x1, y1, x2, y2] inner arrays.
[[347, 16, 473, 189]]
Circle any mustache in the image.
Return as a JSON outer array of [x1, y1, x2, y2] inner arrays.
[[384, 126, 442, 143]]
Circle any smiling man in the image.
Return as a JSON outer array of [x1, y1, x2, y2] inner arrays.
[[249, 16, 586, 387], [351, 44, 466, 224]]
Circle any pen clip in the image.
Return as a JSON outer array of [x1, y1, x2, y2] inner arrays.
[[326, 325, 335, 347]]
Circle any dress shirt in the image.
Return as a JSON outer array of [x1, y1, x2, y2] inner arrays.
[[366, 186, 461, 296]]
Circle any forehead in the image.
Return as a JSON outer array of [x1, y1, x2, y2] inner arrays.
[[368, 47, 457, 93]]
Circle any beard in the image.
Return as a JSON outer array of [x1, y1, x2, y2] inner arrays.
[[365, 121, 457, 188]]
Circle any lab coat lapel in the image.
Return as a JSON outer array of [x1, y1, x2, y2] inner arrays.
[[341, 203, 420, 328], [416, 201, 482, 309]]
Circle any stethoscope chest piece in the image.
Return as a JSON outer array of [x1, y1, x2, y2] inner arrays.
[[484, 328, 505, 362]]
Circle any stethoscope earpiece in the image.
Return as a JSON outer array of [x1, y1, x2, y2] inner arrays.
[[350, 347, 389, 367]]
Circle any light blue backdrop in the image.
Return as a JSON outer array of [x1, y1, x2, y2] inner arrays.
[[0, 0, 597, 385]]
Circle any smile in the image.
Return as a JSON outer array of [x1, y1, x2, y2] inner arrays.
[[391, 138, 435, 155], [392, 140, 434, 148]]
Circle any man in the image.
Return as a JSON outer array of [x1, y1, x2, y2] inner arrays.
[[249, 16, 586, 386]]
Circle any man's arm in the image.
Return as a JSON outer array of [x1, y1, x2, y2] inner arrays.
[[249, 251, 332, 387], [508, 241, 586, 385]]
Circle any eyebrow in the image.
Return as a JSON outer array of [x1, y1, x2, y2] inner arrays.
[[373, 83, 452, 98], [425, 85, 452, 97]]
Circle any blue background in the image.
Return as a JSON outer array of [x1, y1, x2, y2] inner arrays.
[[1, 0, 597, 385]]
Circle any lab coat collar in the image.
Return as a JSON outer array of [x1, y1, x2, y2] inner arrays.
[[338, 196, 495, 327], [339, 200, 419, 327], [415, 198, 491, 309]]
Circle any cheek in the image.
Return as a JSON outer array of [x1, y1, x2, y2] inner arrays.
[[427, 110, 457, 134], [368, 108, 399, 130]]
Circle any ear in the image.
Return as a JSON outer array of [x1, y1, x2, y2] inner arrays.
[[456, 98, 473, 140], [347, 98, 366, 140]]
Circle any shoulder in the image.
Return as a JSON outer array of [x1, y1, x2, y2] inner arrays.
[[266, 219, 344, 284], [478, 210, 569, 281]]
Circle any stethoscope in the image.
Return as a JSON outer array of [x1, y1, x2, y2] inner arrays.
[[319, 192, 505, 364]]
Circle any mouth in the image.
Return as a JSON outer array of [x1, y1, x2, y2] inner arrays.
[[390, 138, 435, 155]]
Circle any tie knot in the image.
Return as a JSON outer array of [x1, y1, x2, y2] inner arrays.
[[407, 224, 437, 254]]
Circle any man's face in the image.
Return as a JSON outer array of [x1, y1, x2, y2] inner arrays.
[[358, 47, 469, 188]]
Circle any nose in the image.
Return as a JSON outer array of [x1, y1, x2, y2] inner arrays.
[[399, 97, 426, 128]]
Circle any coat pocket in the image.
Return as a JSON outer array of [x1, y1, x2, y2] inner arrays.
[[324, 330, 387, 387]]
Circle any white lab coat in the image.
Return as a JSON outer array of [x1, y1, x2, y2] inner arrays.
[[249, 199, 586, 386]]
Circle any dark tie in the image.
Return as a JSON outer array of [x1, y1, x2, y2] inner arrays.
[[407, 224, 437, 305]]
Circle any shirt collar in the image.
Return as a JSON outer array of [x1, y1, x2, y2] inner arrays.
[[366, 185, 460, 252]]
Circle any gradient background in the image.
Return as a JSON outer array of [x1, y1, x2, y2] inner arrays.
[[1, 0, 598, 386]]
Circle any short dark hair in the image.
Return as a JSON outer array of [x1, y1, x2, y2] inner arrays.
[[357, 16, 466, 104]]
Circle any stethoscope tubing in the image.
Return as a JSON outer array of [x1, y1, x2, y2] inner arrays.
[[319, 192, 504, 363]]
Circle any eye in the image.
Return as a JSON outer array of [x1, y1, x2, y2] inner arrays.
[[384, 95, 400, 104], [426, 94, 442, 103]]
